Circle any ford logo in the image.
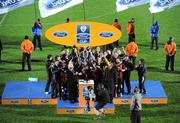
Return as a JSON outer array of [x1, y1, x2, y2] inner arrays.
[[11, 99, 19, 104], [121, 100, 129, 103], [41, 100, 49, 103], [53, 32, 68, 37], [99, 32, 113, 37], [151, 99, 159, 103], [66, 109, 75, 113]]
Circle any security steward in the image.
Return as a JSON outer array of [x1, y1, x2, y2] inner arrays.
[[126, 18, 135, 42], [130, 87, 142, 123], [125, 38, 138, 69], [20, 35, 34, 71], [164, 37, 176, 71], [112, 19, 121, 47]]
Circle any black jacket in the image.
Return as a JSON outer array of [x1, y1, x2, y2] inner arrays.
[[97, 88, 110, 103], [136, 64, 147, 77], [102, 66, 117, 94]]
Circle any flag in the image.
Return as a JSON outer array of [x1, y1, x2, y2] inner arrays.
[[39, 0, 83, 18], [149, 0, 180, 13], [116, 0, 149, 12], [0, 0, 34, 14]]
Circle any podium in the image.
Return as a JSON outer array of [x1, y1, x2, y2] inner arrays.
[[78, 79, 94, 107]]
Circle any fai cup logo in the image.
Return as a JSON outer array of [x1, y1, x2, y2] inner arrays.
[[80, 25, 87, 33]]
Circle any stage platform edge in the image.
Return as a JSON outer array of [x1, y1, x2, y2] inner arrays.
[[1, 82, 57, 105], [57, 100, 115, 114]]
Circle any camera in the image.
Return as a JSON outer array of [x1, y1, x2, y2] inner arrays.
[[84, 86, 95, 111]]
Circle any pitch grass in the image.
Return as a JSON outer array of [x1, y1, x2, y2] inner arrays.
[[0, 0, 180, 123]]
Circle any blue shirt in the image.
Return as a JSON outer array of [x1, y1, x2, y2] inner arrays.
[[150, 22, 159, 38], [32, 23, 42, 36]]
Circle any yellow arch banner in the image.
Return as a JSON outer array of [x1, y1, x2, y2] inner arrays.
[[45, 21, 122, 47]]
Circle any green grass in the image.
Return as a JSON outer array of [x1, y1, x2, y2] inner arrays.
[[0, 0, 180, 123]]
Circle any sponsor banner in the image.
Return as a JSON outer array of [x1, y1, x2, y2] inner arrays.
[[116, 0, 149, 12], [0, 0, 34, 14], [149, 0, 180, 13], [38, 0, 83, 18], [45, 21, 122, 47]]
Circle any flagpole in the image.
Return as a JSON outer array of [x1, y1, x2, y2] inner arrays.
[[82, 0, 86, 21], [34, 0, 37, 21], [152, 13, 154, 24]]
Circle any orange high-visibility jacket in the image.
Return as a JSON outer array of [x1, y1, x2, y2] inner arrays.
[[112, 22, 121, 31], [164, 42, 176, 55], [20, 39, 34, 54], [126, 22, 135, 34], [125, 42, 138, 57]]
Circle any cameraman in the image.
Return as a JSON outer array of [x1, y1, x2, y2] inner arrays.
[[94, 83, 110, 120], [45, 54, 53, 94], [130, 87, 142, 123]]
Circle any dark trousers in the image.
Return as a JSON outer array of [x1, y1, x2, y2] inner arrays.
[[139, 77, 146, 93], [68, 83, 78, 103], [131, 111, 141, 123], [129, 56, 136, 69], [33, 35, 42, 51], [45, 73, 52, 92], [128, 34, 135, 42], [123, 71, 131, 94], [22, 53, 31, 70], [51, 80, 61, 98], [165, 55, 175, 71], [150, 37, 158, 49], [117, 78, 124, 94]]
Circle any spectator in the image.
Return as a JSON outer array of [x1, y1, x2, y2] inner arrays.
[[20, 36, 34, 71], [150, 21, 159, 50]]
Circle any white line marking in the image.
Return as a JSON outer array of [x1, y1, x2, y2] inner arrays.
[[0, 13, 8, 25]]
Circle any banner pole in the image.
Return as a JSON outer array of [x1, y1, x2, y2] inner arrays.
[[82, 0, 86, 21], [152, 13, 154, 24], [34, 0, 37, 21]]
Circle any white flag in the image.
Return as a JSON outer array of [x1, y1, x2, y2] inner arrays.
[[116, 0, 149, 12], [39, 0, 83, 18], [149, 0, 180, 13], [0, 0, 34, 14]]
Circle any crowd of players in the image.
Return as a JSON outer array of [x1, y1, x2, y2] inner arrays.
[[45, 43, 147, 104]]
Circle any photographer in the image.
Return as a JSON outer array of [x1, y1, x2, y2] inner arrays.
[[94, 83, 110, 120], [130, 87, 142, 123], [45, 54, 53, 94], [136, 59, 147, 94]]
